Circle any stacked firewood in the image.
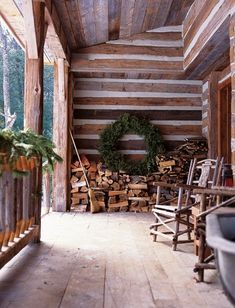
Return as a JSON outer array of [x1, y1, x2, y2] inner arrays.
[[70, 155, 93, 212], [155, 138, 208, 185], [108, 190, 129, 212], [70, 159, 158, 212], [69, 138, 207, 212]]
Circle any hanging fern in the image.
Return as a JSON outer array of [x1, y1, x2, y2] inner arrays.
[[0, 129, 62, 175]]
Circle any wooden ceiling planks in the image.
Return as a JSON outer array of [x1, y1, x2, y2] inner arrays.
[[166, 0, 195, 26], [93, 0, 109, 44], [63, 0, 86, 49], [119, 0, 136, 38], [153, 0, 174, 29], [142, 0, 161, 32], [52, 0, 78, 50], [129, 0, 148, 36], [51, 0, 193, 51], [78, 0, 97, 46], [108, 0, 122, 40]]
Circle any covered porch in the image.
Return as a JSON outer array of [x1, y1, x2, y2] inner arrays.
[[0, 0, 235, 307], [0, 212, 232, 308]]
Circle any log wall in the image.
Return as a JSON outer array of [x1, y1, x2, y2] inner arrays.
[[183, 0, 234, 79], [230, 15, 235, 168], [72, 27, 203, 162], [202, 65, 232, 160]]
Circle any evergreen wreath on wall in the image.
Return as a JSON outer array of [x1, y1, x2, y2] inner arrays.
[[99, 113, 165, 175]]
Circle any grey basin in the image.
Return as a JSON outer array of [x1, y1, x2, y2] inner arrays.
[[206, 213, 235, 304]]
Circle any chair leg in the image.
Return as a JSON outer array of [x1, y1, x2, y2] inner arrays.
[[187, 213, 191, 240], [197, 230, 205, 282], [153, 217, 158, 242], [173, 217, 180, 251]]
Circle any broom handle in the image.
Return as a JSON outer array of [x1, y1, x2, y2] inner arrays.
[[69, 129, 90, 189]]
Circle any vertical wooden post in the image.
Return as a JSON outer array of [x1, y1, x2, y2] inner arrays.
[[67, 72, 73, 211], [0, 173, 6, 250], [230, 14, 235, 170], [207, 72, 220, 159], [23, 1, 45, 241], [24, 1, 45, 132], [43, 170, 51, 214], [52, 59, 69, 212]]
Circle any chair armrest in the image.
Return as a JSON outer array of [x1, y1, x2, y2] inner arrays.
[[175, 204, 193, 214], [152, 181, 178, 189], [193, 187, 235, 196], [176, 183, 201, 190]]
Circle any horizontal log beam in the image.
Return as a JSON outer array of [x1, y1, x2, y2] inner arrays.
[[106, 39, 183, 48], [73, 119, 202, 126], [74, 90, 200, 98], [77, 44, 183, 57], [74, 124, 202, 136], [74, 139, 185, 155], [73, 109, 201, 121], [74, 79, 201, 93], [74, 134, 200, 141], [71, 58, 183, 74], [74, 78, 202, 85], [73, 97, 202, 106]]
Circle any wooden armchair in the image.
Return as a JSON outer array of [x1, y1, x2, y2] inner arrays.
[[150, 158, 223, 251], [192, 187, 235, 282]]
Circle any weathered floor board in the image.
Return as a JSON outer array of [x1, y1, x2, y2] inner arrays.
[[0, 212, 232, 308]]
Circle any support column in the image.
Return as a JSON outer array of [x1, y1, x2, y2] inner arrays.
[[52, 58, 69, 212], [230, 14, 235, 170], [23, 1, 45, 241], [24, 1, 45, 132], [207, 72, 220, 159]]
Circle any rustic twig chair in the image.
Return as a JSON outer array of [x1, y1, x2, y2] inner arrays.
[[192, 186, 235, 282], [150, 158, 223, 251]]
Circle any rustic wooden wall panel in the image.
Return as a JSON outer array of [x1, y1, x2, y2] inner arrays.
[[183, 0, 234, 79], [201, 80, 209, 138], [201, 65, 233, 161], [230, 15, 235, 169], [72, 27, 203, 162]]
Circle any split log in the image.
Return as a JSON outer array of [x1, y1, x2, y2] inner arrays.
[[108, 201, 129, 208], [128, 184, 148, 190], [109, 190, 127, 196]]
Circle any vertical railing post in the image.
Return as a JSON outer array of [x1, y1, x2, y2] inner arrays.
[[43, 170, 51, 214]]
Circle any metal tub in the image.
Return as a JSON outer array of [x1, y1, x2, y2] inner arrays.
[[206, 213, 235, 304]]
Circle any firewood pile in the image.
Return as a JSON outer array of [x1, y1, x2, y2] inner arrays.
[[70, 138, 208, 212], [155, 138, 207, 185], [70, 158, 158, 212]]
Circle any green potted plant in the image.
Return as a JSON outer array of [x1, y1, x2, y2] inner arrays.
[[0, 129, 62, 176]]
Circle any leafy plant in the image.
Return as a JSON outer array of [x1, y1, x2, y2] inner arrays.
[[0, 128, 62, 175]]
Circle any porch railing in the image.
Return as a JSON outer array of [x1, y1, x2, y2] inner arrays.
[[0, 168, 41, 268]]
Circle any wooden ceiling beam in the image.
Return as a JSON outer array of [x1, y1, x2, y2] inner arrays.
[[23, 0, 38, 59], [44, 0, 71, 64], [0, 0, 25, 49]]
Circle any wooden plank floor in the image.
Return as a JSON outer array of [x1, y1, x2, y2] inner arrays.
[[0, 212, 232, 308]]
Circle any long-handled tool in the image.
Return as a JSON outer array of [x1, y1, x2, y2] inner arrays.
[[69, 129, 100, 213]]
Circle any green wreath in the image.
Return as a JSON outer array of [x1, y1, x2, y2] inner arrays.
[[99, 113, 165, 175]]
